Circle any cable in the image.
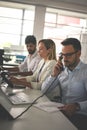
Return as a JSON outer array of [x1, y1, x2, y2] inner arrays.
[[0, 66, 4, 71], [14, 77, 57, 120]]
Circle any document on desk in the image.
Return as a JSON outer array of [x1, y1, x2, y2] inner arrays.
[[34, 101, 64, 113]]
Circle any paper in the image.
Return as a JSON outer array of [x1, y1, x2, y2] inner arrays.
[[34, 101, 64, 113]]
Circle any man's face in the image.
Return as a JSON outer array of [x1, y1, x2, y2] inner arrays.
[[26, 43, 36, 54], [61, 45, 81, 70]]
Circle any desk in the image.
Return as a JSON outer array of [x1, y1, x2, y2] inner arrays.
[[0, 88, 78, 130]]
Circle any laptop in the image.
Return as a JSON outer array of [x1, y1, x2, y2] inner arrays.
[[0, 103, 27, 120], [0, 83, 35, 120], [0, 83, 37, 120], [0, 82, 34, 105]]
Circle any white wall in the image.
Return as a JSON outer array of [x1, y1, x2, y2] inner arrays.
[[0, 0, 87, 62]]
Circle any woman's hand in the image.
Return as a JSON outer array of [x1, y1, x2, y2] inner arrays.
[[10, 76, 32, 89]]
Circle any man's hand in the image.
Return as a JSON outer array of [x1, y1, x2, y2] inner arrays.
[[58, 103, 80, 117], [52, 60, 63, 77]]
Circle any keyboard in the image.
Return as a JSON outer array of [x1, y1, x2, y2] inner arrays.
[[8, 92, 34, 105], [0, 83, 34, 105]]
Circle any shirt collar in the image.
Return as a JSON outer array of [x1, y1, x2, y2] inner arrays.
[[65, 60, 82, 74], [28, 50, 38, 58], [74, 61, 82, 70]]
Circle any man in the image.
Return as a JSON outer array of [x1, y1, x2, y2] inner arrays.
[[41, 38, 87, 130], [3, 35, 41, 76]]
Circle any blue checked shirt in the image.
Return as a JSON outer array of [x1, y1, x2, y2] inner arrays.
[[41, 61, 87, 115]]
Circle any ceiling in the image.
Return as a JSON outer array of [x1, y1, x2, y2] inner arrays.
[[0, 0, 87, 13]]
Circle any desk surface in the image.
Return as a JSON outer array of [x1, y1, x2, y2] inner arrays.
[[0, 88, 78, 130]]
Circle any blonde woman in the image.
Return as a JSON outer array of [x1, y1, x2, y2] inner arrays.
[[10, 39, 57, 90]]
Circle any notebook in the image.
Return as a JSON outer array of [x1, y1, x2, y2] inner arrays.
[[0, 83, 34, 105]]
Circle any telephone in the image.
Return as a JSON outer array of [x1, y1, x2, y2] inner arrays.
[[1, 71, 14, 88], [59, 54, 64, 71], [59, 55, 63, 62], [1, 71, 25, 89]]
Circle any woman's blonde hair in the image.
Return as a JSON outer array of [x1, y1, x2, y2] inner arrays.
[[38, 39, 57, 60]]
